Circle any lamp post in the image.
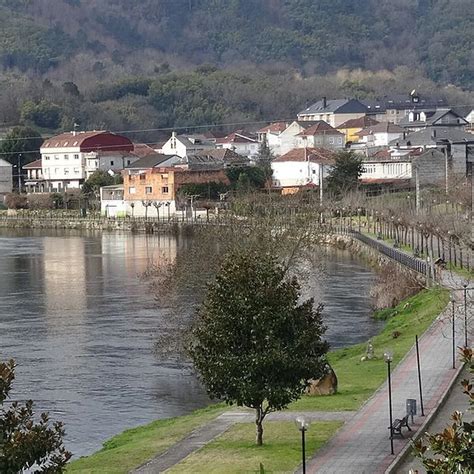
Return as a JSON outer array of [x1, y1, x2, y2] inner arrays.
[[451, 295, 456, 369], [295, 416, 310, 474], [384, 350, 394, 455], [463, 284, 468, 348]]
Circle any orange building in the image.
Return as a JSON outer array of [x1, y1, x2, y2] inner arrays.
[[122, 166, 229, 216]]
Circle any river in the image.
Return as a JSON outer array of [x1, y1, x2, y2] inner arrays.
[[0, 229, 382, 457]]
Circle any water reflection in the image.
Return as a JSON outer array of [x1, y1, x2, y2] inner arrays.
[[0, 229, 381, 457]]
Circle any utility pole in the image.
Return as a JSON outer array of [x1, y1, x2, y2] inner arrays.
[[319, 163, 323, 204], [17, 153, 22, 193], [415, 164, 420, 214], [444, 146, 449, 195]]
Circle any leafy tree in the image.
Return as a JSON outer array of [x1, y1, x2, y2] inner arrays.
[[226, 166, 266, 190], [326, 150, 363, 196], [0, 359, 71, 472], [81, 170, 115, 197], [413, 347, 473, 473], [190, 248, 329, 445], [0, 126, 43, 167], [62, 81, 80, 97]]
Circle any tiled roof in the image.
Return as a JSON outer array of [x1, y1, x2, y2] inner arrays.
[[390, 127, 474, 146], [132, 143, 158, 157], [257, 122, 288, 133], [42, 131, 106, 148], [196, 148, 250, 164], [216, 132, 256, 144], [273, 147, 336, 163], [125, 153, 178, 169], [338, 116, 379, 129], [297, 122, 343, 136], [23, 159, 42, 169]]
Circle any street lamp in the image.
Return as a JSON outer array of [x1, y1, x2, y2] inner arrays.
[[451, 295, 456, 369], [295, 416, 310, 474], [463, 284, 468, 348], [384, 350, 394, 455]]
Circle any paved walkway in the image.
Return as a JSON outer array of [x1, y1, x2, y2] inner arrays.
[[133, 411, 355, 473], [395, 367, 472, 473], [301, 269, 472, 474]]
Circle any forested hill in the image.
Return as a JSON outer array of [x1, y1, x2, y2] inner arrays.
[[1, 0, 473, 89]]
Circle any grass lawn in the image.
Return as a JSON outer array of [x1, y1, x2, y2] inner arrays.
[[167, 421, 343, 473], [288, 287, 449, 412], [67, 288, 448, 472], [67, 404, 226, 473]]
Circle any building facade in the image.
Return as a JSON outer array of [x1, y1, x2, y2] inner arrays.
[[40, 131, 133, 191], [0, 158, 13, 197]]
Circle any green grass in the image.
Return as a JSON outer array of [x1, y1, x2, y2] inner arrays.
[[167, 421, 343, 473], [288, 287, 449, 412], [67, 404, 227, 473], [68, 288, 448, 472]]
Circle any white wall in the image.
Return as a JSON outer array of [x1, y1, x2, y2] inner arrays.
[[0, 160, 12, 194], [361, 161, 412, 180], [271, 161, 332, 187], [41, 147, 85, 184], [360, 131, 403, 147]]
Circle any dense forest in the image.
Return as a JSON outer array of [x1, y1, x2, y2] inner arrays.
[[0, 0, 473, 140]]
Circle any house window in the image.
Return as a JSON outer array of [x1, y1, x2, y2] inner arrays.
[[110, 160, 114, 166], [162, 186, 169, 194], [140, 174, 146, 180], [64, 169, 69, 175], [54, 155, 59, 160], [74, 168, 80, 174], [338, 137, 343, 144], [329, 137, 334, 144], [129, 187, 136, 194], [145, 186, 152, 194], [54, 168, 59, 174], [127, 160, 131, 165], [45, 156, 50, 160], [74, 154, 79, 160], [64, 155, 69, 160]]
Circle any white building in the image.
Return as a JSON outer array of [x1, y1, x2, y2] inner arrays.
[[215, 132, 259, 160], [160, 132, 215, 158], [278, 121, 343, 155], [271, 148, 334, 189], [256, 122, 288, 156], [40, 131, 134, 191], [0, 158, 12, 196], [356, 122, 404, 147]]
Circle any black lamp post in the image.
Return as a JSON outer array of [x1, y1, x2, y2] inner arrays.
[[295, 416, 309, 474], [463, 284, 468, 348], [451, 295, 456, 369], [384, 350, 394, 455]]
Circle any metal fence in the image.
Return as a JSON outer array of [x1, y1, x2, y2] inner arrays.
[[346, 230, 429, 275]]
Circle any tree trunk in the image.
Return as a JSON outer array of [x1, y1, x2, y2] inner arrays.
[[255, 407, 264, 446]]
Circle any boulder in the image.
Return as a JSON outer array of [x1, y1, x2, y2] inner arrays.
[[306, 366, 338, 396]]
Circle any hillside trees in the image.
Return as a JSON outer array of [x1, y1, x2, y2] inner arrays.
[[0, 126, 43, 167]]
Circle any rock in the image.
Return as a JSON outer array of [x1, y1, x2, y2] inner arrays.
[[392, 330, 401, 339], [306, 366, 338, 396]]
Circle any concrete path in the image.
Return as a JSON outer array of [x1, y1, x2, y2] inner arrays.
[[132, 410, 355, 473], [301, 269, 472, 474], [394, 367, 472, 473]]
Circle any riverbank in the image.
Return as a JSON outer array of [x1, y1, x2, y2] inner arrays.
[[67, 287, 449, 473]]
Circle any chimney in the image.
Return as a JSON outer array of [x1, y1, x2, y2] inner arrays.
[[172, 131, 177, 138], [323, 97, 327, 109]]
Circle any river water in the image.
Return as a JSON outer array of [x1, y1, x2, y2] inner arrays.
[[0, 229, 382, 458]]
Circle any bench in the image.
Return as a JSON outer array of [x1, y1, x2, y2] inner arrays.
[[388, 415, 412, 438]]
